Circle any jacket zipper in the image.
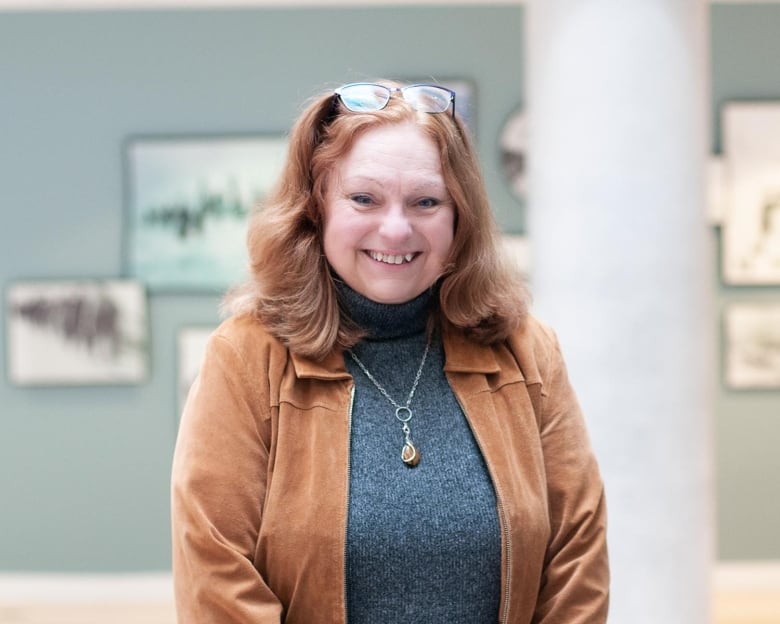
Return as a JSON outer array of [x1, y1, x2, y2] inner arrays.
[[454, 393, 512, 624], [496, 491, 513, 624], [342, 385, 355, 624]]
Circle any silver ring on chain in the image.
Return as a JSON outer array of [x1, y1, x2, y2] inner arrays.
[[395, 406, 412, 422]]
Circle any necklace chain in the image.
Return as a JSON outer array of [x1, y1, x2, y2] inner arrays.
[[348, 335, 431, 411], [347, 333, 432, 467]]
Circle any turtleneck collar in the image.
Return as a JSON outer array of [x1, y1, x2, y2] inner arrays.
[[334, 278, 435, 340]]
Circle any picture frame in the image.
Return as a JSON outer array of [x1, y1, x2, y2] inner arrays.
[[123, 134, 288, 293], [707, 156, 727, 226], [176, 325, 215, 416], [724, 302, 780, 389], [6, 279, 148, 386], [499, 106, 527, 203], [721, 102, 780, 284], [500, 233, 530, 276], [440, 79, 476, 135]]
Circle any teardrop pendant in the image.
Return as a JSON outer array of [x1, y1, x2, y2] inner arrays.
[[401, 442, 420, 467]]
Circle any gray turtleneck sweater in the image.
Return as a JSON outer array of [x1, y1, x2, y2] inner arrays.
[[339, 282, 501, 623]]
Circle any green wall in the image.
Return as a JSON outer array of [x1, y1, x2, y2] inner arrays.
[[0, 5, 524, 572], [711, 4, 780, 560], [0, 4, 778, 573]]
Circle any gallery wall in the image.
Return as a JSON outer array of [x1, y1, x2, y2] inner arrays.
[[711, 4, 780, 560], [0, 5, 525, 572], [0, 3, 777, 572]]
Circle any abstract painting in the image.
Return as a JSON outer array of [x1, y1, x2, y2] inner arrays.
[[177, 326, 214, 415], [725, 303, 780, 389], [124, 135, 288, 292], [722, 103, 780, 284], [7, 279, 148, 385]]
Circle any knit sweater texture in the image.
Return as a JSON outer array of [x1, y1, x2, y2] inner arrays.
[[339, 281, 501, 623]]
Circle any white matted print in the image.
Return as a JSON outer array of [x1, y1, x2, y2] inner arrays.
[[501, 234, 530, 277], [722, 103, 780, 284], [177, 326, 214, 414], [125, 135, 287, 293], [7, 280, 148, 385], [725, 303, 780, 389], [500, 107, 527, 203]]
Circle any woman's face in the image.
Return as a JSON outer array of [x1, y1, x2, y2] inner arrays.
[[321, 121, 455, 304]]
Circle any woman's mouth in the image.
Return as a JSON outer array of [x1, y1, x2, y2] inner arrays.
[[367, 251, 417, 265]]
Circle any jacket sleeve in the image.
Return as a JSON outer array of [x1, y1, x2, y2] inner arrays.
[[533, 327, 610, 623], [171, 332, 283, 623]]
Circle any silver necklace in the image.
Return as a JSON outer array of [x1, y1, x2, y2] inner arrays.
[[347, 333, 432, 467]]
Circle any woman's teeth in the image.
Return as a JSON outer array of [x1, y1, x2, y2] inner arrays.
[[369, 251, 415, 264]]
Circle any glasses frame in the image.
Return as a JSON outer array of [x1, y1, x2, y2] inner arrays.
[[334, 82, 456, 119]]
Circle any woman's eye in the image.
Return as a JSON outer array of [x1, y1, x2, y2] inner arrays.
[[350, 194, 374, 207], [417, 197, 440, 209]]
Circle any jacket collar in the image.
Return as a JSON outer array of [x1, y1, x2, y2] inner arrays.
[[290, 348, 352, 380], [441, 322, 502, 375], [289, 323, 504, 380]]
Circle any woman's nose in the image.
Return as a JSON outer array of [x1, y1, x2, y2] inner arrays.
[[378, 205, 413, 240]]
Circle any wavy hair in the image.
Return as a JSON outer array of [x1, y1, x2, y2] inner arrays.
[[223, 81, 529, 359]]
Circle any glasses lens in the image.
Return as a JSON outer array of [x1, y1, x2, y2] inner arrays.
[[402, 85, 453, 114], [337, 83, 391, 112]]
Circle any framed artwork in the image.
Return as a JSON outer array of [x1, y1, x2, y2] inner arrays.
[[500, 234, 530, 276], [441, 79, 476, 134], [177, 326, 215, 415], [722, 103, 780, 284], [724, 303, 780, 389], [499, 106, 527, 203], [6, 279, 148, 386], [124, 134, 288, 293], [707, 156, 726, 226]]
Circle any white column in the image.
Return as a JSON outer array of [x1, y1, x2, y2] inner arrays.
[[526, 2, 714, 623]]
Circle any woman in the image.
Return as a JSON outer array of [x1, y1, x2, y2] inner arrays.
[[171, 81, 609, 623]]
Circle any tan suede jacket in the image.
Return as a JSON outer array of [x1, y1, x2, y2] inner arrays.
[[171, 313, 609, 624]]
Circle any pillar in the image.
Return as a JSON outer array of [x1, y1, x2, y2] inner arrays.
[[526, 1, 714, 622]]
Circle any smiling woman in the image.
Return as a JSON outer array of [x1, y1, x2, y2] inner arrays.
[[171, 80, 609, 624], [321, 121, 455, 304]]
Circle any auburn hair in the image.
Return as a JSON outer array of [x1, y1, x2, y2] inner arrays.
[[223, 82, 529, 360]]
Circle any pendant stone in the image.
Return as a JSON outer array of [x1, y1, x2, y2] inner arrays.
[[401, 442, 420, 467]]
